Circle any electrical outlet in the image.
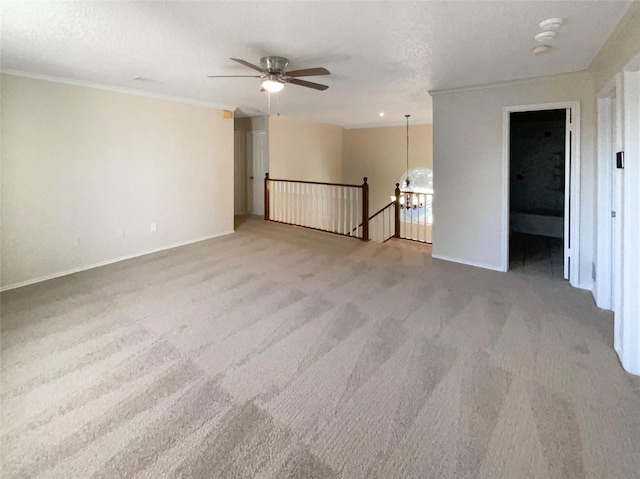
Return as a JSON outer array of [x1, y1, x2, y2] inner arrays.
[[150, 223, 157, 233]]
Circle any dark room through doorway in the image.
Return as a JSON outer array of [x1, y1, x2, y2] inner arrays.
[[509, 109, 568, 279]]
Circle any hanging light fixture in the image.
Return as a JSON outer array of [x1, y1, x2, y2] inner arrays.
[[404, 114, 411, 188], [391, 114, 424, 209]]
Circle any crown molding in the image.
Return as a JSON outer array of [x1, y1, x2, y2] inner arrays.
[[0, 69, 236, 111], [343, 119, 433, 129], [429, 70, 590, 96]]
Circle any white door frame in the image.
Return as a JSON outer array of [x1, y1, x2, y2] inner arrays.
[[501, 101, 581, 288], [621, 63, 640, 375], [595, 80, 618, 311]]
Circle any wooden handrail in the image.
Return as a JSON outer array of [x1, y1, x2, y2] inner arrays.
[[266, 177, 365, 189], [396, 188, 432, 195], [351, 201, 394, 234], [370, 201, 394, 220]]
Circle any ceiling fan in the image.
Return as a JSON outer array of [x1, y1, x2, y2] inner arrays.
[[208, 56, 330, 92]]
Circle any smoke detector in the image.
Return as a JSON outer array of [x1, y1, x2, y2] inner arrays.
[[535, 31, 557, 43], [539, 18, 565, 30]]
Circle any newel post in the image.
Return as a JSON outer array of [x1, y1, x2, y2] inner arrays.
[[264, 173, 270, 221], [362, 177, 369, 241], [394, 183, 401, 238]]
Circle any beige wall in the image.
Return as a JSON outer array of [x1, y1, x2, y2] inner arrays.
[[343, 124, 432, 213], [589, 0, 640, 93], [268, 116, 342, 183], [1, 74, 234, 289], [432, 71, 596, 287], [234, 115, 269, 133]]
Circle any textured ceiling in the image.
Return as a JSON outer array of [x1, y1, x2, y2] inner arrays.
[[0, 1, 631, 128]]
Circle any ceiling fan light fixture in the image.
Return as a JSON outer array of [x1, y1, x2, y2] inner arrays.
[[262, 79, 285, 93]]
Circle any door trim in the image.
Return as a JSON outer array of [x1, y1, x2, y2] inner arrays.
[[595, 80, 617, 310], [501, 101, 581, 288]]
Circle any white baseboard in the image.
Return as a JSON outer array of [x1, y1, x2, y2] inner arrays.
[[431, 253, 504, 272], [0, 230, 235, 292], [578, 281, 594, 293]]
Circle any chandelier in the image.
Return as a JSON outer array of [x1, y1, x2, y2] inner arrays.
[[391, 114, 424, 209]]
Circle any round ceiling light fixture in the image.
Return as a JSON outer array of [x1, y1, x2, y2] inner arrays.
[[262, 76, 285, 93], [532, 45, 552, 55], [540, 18, 565, 31], [535, 31, 557, 43]]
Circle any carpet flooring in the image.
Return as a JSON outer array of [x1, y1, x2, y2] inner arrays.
[[2, 215, 639, 478]]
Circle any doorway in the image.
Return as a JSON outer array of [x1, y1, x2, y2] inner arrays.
[[246, 130, 268, 215], [503, 102, 579, 285], [508, 109, 567, 279]]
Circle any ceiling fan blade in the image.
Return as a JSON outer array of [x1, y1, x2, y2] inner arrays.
[[286, 67, 330, 77], [207, 75, 261, 78], [288, 78, 329, 91], [230, 57, 264, 72]]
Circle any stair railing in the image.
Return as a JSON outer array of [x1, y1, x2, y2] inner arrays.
[[393, 183, 433, 244], [265, 173, 369, 241], [359, 202, 396, 243]]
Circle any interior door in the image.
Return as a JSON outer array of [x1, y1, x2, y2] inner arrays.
[[249, 130, 268, 215]]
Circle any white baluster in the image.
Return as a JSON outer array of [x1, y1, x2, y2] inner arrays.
[[349, 188, 357, 236], [297, 183, 301, 225], [307, 183, 311, 228], [309, 183, 313, 228], [276, 181, 279, 221], [288, 182, 291, 224]]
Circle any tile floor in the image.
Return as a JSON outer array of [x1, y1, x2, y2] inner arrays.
[[509, 233, 564, 279]]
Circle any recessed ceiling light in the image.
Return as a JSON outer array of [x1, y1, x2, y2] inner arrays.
[[535, 31, 557, 43], [540, 18, 564, 31], [379, 112, 384, 117], [532, 45, 552, 55]]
